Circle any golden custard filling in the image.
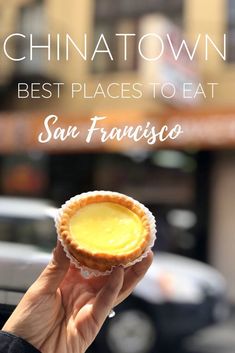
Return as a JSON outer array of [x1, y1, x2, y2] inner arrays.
[[69, 202, 144, 255]]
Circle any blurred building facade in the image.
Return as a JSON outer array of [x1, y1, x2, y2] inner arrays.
[[0, 0, 235, 110], [0, 0, 235, 301]]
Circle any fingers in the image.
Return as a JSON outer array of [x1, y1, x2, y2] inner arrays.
[[115, 251, 153, 306], [31, 241, 70, 294], [90, 267, 124, 328]]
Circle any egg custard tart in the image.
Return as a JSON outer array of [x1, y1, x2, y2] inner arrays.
[[57, 191, 156, 273]]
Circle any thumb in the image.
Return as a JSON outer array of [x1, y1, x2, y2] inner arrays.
[[31, 241, 70, 294]]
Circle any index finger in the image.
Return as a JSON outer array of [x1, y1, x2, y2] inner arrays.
[[115, 251, 153, 306]]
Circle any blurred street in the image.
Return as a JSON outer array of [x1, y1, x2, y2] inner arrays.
[[87, 311, 235, 353], [183, 312, 235, 353]]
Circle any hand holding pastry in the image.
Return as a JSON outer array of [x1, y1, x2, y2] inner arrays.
[[3, 191, 155, 353], [3, 241, 153, 353]]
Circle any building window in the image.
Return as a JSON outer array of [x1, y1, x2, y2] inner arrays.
[[95, 0, 183, 21], [93, 0, 183, 73], [92, 18, 138, 73], [17, 0, 46, 75], [227, 0, 235, 62]]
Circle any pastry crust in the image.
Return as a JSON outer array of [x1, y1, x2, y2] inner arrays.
[[57, 191, 152, 272]]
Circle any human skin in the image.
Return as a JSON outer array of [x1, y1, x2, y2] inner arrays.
[[3, 242, 153, 353]]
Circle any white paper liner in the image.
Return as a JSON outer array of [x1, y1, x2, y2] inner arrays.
[[55, 191, 156, 278]]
